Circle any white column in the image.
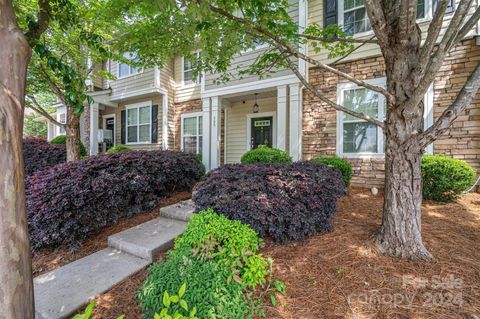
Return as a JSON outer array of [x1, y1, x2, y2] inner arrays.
[[162, 94, 169, 149], [277, 85, 287, 151], [289, 84, 302, 161], [89, 103, 99, 155], [210, 96, 221, 170], [202, 97, 211, 171]]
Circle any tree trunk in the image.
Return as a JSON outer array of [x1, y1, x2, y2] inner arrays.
[[0, 1, 35, 317], [66, 107, 82, 161]]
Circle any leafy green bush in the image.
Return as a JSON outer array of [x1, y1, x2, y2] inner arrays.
[[50, 135, 87, 157], [240, 145, 292, 164], [422, 155, 476, 202], [174, 209, 267, 288], [106, 145, 132, 153], [310, 156, 352, 187]]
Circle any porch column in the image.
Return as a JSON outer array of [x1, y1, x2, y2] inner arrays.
[[210, 96, 221, 170], [89, 102, 99, 155], [277, 85, 287, 151], [289, 84, 302, 161], [202, 97, 211, 171]]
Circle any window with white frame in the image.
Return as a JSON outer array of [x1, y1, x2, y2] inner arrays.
[[338, 84, 385, 155], [183, 52, 201, 85], [118, 52, 142, 78], [126, 103, 151, 144], [181, 113, 203, 154], [58, 113, 66, 135], [337, 80, 434, 156]]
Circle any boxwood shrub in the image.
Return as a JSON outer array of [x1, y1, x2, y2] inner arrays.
[[422, 155, 476, 202], [240, 145, 292, 164], [26, 150, 203, 250], [106, 144, 132, 153], [310, 156, 352, 187], [50, 134, 88, 157], [193, 163, 346, 243], [23, 137, 66, 176]]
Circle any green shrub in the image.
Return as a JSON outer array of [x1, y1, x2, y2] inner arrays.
[[421, 155, 476, 202], [106, 145, 132, 153], [240, 145, 292, 164], [137, 251, 249, 319], [50, 135, 87, 157], [174, 209, 267, 288], [310, 156, 353, 187]]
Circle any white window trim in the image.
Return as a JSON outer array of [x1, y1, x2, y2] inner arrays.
[[181, 52, 201, 88], [125, 101, 152, 145], [57, 112, 66, 136], [102, 114, 116, 147], [180, 112, 203, 154], [117, 53, 144, 79], [336, 78, 435, 158], [246, 111, 277, 150], [338, 0, 435, 38]]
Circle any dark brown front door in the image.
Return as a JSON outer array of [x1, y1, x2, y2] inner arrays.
[[250, 117, 273, 149]]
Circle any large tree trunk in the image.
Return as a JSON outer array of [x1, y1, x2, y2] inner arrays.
[[0, 1, 35, 317], [65, 107, 82, 161]]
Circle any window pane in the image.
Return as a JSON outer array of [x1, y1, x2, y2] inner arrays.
[[184, 70, 193, 83], [127, 108, 138, 125], [127, 126, 137, 143], [183, 136, 197, 153], [417, 0, 425, 19], [343, 122, 378, 153], [343, 88, 379, 121], [139, 124, 150, 142], [139, 106, 151, 124], [183, 117, 197, 136], [198, 116, 203, 134], [345, 0, 356, 10], [119, 63, 130, 77]]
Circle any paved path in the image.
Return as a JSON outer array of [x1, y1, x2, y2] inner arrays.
[[34, 200, 195, 319]]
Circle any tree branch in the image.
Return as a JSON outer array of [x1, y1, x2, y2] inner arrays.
[[26, 95, 64, 127], [455, 5, 480, 42], [25, 0, 51, 44], [419, 64, 480, 147], [419, 0, 449, 66], [280, 51, 385, 129], [364, 0, 390, 47], [208, 4, 395, 104], [297, 33, 379, 44]]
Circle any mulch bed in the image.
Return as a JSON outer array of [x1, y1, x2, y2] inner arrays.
[[86, 188, 479, 319], [32, 192, 192, 277]]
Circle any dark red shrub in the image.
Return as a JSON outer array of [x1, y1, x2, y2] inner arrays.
[[193, 162, 346, 243], [23, 137, 66, 176], [26, 150, 203, 250]]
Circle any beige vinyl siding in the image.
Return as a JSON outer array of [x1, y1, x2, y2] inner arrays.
[[106, 96, 164, 151], [226, 96, 277, 163], [308, 0, 479, 64], [108, 62, 157, 96], [174, 55, 201, 102], [204, 0, 300, 91]]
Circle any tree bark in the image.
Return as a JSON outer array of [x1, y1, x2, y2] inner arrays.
[[65, 107, 82, 161], [0, 1, 35, 317]]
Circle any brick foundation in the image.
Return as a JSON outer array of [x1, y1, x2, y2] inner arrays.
[[303, 39, 480, 188]]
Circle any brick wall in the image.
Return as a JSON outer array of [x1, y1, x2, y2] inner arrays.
[[303, 39, 480, 188], [173, 99, 202, 151]]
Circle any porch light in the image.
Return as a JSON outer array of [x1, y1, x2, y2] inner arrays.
[[253, 93, 259, 113]]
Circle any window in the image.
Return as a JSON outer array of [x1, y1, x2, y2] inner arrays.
[[118, 52, 142, 78], [181, 113, 203, 154], [183, 52, 201, 85], [338, 84, 385, 155], [126, 103, 151, 144], [342, 0, 371, 35], [58, 113, 66, 135]]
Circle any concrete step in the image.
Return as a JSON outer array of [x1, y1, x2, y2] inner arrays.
[[34, 248, 149, 319], [159, 199, 195, 222], [108, 217, 187, 261]]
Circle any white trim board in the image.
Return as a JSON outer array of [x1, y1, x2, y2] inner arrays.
[[246, 111, 277, 150], [110, 87, 167, 102]]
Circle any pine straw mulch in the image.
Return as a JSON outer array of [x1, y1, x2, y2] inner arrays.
[[32, 192, 192, 277], [90, 188, 479, 319]]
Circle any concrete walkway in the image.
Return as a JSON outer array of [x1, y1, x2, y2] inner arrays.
[[34, 200, 195, 319]]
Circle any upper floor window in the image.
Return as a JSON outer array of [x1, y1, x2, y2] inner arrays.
[[182, 52, 201, 86], [118, 52, 142, 78], [126, 102, 151, 144]]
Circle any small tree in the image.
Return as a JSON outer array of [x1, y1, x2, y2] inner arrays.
[[112, 0, 480, 260]]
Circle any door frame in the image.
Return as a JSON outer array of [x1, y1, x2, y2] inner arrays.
[[246, 111, 276, 150], [102, 114, 116, 146]]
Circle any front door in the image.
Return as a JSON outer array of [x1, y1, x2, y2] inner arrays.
[[250, 117, 273, 149], [105, 117, 115, 150]]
